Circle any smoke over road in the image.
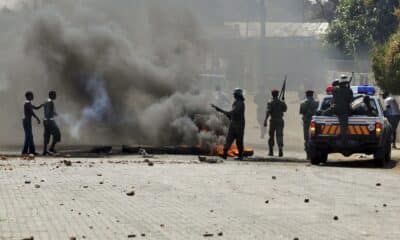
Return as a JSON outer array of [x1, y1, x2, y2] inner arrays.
[[0, 1, 228, 147]]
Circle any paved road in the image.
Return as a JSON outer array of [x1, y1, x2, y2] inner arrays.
[[0, 154, 399, 240]]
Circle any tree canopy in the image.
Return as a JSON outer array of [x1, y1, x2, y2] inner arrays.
[[326, 0, 399, 56]]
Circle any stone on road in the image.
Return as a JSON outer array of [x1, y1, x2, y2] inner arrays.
[[0, 155, 399, 240]]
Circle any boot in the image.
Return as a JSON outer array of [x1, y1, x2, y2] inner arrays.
[[268, 148, 274, 156], [279, 148, 283, 157]]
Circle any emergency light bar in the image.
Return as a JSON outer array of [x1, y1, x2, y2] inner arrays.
[[351, 85, 376, 96]]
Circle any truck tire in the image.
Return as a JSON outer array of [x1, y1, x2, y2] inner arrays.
[[310, 148, 327, 165], [374, 140, 391, 168]]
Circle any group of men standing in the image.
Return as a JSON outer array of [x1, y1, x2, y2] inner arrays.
[[22, 91, 60, 156]]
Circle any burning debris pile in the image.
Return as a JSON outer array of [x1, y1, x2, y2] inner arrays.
[[16, 2, 228, 151]]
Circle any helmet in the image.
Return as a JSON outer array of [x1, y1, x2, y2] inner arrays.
[[326, 85, 333, 94], [340, 74, 349, 83], [233, 88, 243, 95]]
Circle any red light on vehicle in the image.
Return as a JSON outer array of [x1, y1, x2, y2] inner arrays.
[[375, 122, 382, 135], [310, 121, 316, 137]]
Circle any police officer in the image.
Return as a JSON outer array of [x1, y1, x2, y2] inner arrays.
[[300, 90, 319, 159], [332, 75, 353, 144], [382, 91, 400, 148], [22, 91, 42, 155], [212, 88, 245, 160], [43, 91, 61, 155], [264, 89, 287, 157]]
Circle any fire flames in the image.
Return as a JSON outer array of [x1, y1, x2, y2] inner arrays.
[[214, 144, 254, 157]]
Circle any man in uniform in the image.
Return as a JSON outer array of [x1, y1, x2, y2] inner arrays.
[[299, 90, 319, 159], [382, 91, 400, 148], [43, 91, 61, 155], [212, 88, 245, 160], [264, 89, 287, 157], [332, 75, 353, 144]]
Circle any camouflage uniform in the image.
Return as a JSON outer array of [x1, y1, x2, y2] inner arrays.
[[266, 96, 287, 156], [299, 95, 319, 155]]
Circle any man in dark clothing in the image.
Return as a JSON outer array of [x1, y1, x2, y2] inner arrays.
[[299, 90, 319, 159], [212, 88, 245, 160], [332, 76, 353, 144], [22, 91, 42, 155], [264, 89, 287, 157], [383, 91, 400, 148], [43, 91, 61, 155]]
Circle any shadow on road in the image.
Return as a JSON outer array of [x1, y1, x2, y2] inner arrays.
[[321, 159, 398, 169]]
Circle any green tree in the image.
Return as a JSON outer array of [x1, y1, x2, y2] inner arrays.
[[372, 30, 400, 94], [327, 0, 399, 56]]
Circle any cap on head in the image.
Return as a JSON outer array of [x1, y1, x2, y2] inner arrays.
[[271, 89, 279, 97], [49, 90, 57, 99], [25, 91, 33, 100], [305, 90, 314, 97], [332, 79, 340, 87]]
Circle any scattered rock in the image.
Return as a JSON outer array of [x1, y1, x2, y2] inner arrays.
[[218, 232, 223, 236], [24, 180, 31, 184], [40, 179, 45, 182], [128, 234, 136, 238], [293, 238, 299, 240], [203, 233, 213, 237], [376, 183, 381, 187], [141, 233, 146, 237], [82, 185, 88, 189], [265, 200, 269, 204], [126, 191, 135, 196], [143, 159, 150, 163], [34, 184, 40, 189], [89, 226, 93, 229], [21, 237, 34, 240], [304, 199, 309, 203], [383, 204, 387, 207], [0, 156, 7, 160], [160, 224, 165, 228], [63, 160, 72, 166], [272, 176, 277, 180], [210, 210, 214, 213], [148, 161, 154, 166], [333, 216, 339, 221], [70, 237, 77, 240], [99, 181, 104, 185], [97, 173, 102, 176]]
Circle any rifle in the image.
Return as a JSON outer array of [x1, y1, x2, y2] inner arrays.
[[278, 75, 287, 101], [348, 72, 354, 86]]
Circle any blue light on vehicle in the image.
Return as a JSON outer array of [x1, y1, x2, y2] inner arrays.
[[351, 86, 376, 95]]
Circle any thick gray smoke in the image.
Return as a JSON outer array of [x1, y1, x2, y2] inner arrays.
[[1, 1, 228, 147]]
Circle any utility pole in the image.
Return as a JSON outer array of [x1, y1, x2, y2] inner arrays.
[[259, 0, 266, 39]]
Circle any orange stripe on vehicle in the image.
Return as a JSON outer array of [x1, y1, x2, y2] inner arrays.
[[329, 125, 337, 135], [322, 126, 330, 135], [336, 127, 340, 135], [349, 126, 356, 135], [354, 125, 362, 135], [361, 126, 369, 135]]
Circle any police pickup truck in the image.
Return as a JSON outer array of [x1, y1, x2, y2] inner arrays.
[[308, 86, 392, 167]]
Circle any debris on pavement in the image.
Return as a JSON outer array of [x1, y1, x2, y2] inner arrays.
[[376, 183, 381, 187], [24, 180, 31, 184], [198, 156, 223, 164], [333, 216, 339, 221], [128, 234, 136, 238], [203, 232, 214, 237], [0, 156, 7, 160], [63, 160, 72, 166], [218, 232, 223, 236], [21, 237, 34, 240], [304, 199, 310, 203], [126, 190, 135, 196], [272, 176, 277, 180], [34, 184, 40, 189]]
